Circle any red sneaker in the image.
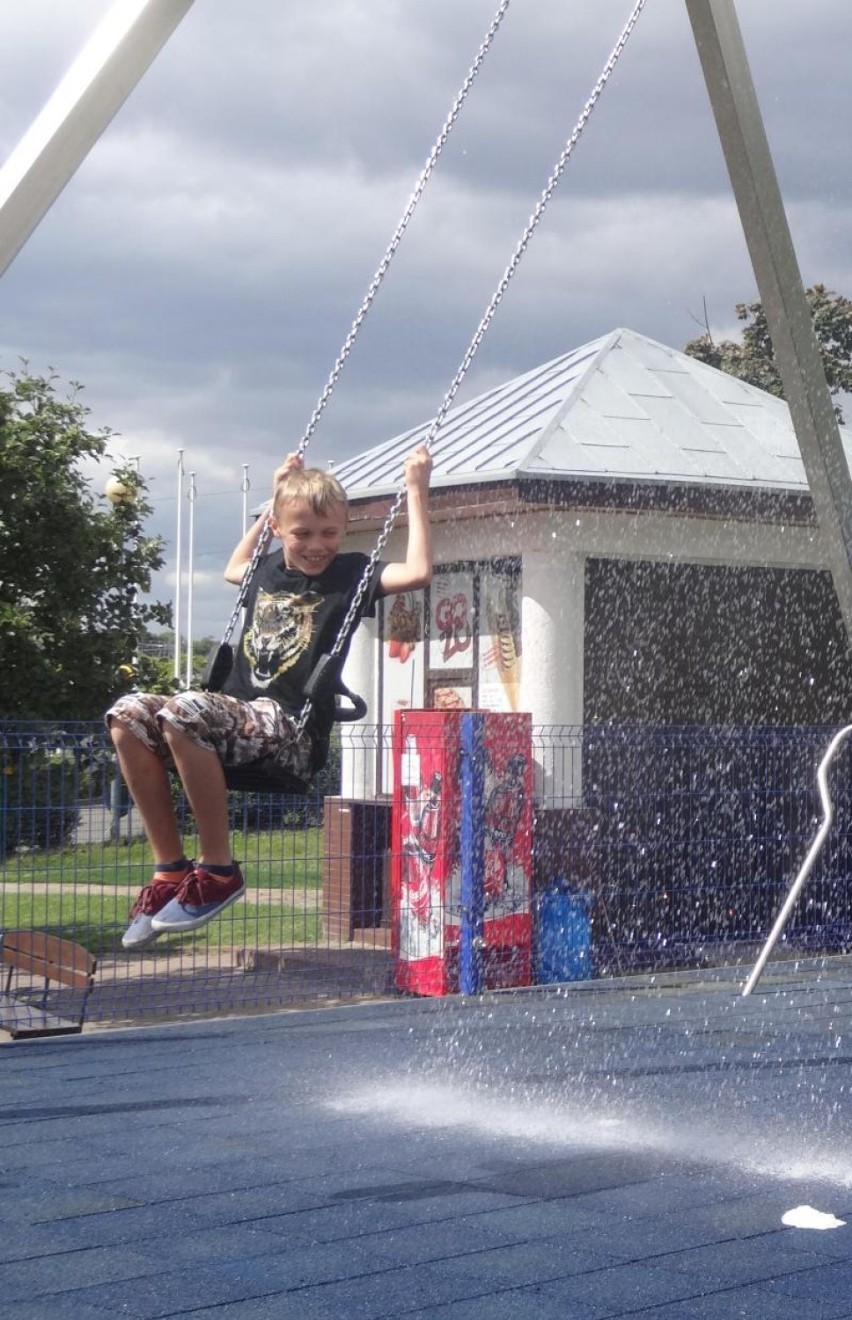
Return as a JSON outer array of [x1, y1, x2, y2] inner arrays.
[[122, 863, 193, 950], [151, 864, 246, 934]]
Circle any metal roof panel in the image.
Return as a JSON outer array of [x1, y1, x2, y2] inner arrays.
[[333, 327, 852, 503]]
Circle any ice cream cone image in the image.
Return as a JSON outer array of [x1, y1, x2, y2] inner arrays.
[[485, 582, 521, 710], [388, 592, 420, 663]]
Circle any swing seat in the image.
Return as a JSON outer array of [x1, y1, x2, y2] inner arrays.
[[224, 762, 311, 796], [223, 676, 368, 798]]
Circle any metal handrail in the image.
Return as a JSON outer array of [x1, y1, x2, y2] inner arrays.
[[742, 723, 852, 996]]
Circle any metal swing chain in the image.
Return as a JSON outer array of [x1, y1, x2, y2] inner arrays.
[[295, 0, 513, 460], [295, 0, 649, 737], [213, 0, 514, 659]]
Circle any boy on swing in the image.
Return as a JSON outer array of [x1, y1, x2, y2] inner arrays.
[[107, 444, 432, 950]]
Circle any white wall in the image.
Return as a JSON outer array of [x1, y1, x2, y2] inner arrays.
[[344, 496, 831, 798]]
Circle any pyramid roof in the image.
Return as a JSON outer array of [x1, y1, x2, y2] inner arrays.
[[335, 326, 852, 501]]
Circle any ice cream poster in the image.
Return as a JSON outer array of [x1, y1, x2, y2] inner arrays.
[[386, 591, 422, 665], [429, 571, 474, 672], [382, 591, 425, 723], [479, 567, 522, 712]]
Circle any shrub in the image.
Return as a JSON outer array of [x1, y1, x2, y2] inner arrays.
[[1, 747, 79, 860]]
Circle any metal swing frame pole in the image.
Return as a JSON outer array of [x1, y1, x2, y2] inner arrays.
[[0, 0, 197, 277], [684, 0, 852, 638], [685, 0, 852, 994]]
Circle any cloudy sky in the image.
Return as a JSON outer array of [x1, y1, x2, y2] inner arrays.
[[2, 0, 850, 640]]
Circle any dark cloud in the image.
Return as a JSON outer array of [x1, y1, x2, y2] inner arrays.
[[1, 0, 850, 635]]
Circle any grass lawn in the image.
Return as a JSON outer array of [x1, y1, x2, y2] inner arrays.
[[0, 827, 326, 955], [1, 827, 325, 891], [0, 889, 322, 957]]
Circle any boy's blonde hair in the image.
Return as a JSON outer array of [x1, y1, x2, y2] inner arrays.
[[273, 467, 348, 520]]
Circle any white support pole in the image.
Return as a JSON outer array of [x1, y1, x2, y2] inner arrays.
[[339, 621, 378, 799], [241, 465, 250, 535], [173, 449, 185, 681], [185, 471, 197, 689], [521, 547, 585, 804], [685, 0, 852, 640], [0, 0, 197, 277]]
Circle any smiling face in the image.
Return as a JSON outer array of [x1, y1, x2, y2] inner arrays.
[[272, 496, 348, 577]]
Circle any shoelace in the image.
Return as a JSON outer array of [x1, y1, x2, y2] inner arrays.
[[174, 869, 236, 907], [129, 874, 185, 917]]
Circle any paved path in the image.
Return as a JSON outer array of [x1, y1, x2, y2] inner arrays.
[[3, 961, 852, 1318]]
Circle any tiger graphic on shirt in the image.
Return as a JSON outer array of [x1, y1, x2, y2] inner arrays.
[[243, 588, 323, 688]]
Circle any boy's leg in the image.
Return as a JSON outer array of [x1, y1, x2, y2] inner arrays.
[[141, 690, 308, 935], [107, 696, 193, 949], [150, 692, 282, 934], [151, 692, 311, 934], [150, 729, 246, 933], [108, 695, 243, 941], [162, 726, 231, 864], [110, 722, 183, 862]]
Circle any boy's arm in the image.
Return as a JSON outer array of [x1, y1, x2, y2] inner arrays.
[[223, 453, 303, 585], [379, 445, 433, 596], [224, 505, 274, 585]]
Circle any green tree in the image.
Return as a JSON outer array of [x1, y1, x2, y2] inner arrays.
[[131, 649, 180, 698], [0, 365, 170, 719], [132, 630, 183, 696], [684, 284, 852, 423]]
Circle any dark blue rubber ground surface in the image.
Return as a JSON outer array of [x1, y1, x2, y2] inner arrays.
[[4, 961, 852, 1318]]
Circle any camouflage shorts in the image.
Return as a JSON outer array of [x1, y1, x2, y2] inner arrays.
[[105, 690, 313, 777]]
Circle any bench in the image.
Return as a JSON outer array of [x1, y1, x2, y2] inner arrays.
[[0, 930, 97, 1040]]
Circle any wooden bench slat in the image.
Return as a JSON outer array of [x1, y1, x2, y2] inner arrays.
[[0, 931, 97, 1040], [1, 931, 96, 990]]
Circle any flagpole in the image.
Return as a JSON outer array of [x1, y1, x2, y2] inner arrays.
[[185, 470, 197, 688], [241, 464, 250, 534], [173, 448, 184, 681]]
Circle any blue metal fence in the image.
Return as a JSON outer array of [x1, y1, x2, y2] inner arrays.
[[1, 720, 849, 1029], [577, 724, 852, 972]]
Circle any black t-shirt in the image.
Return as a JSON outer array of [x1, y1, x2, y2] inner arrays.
[[222, 551, 383, 768]]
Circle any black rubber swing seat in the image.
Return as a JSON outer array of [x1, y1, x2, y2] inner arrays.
[[222, 669, 368, 797], [223, 762, 312, 796]]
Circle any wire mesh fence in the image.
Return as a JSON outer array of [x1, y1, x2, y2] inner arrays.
[[551, 723, 852, 974], [1, 719, 850, 1030]]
